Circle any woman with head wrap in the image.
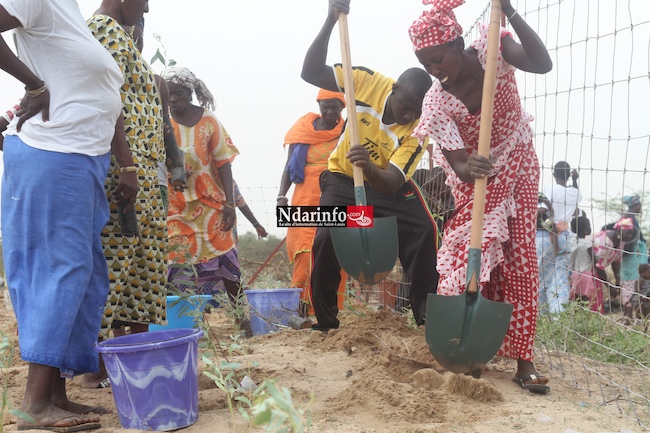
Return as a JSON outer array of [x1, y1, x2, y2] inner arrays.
[[593, 217, 642, 316], [163, 66, 245, 332], [409, 0, 552, 392], [83, 0, 168, 389], [277, 89, 347, 318], [601, 195, 646, 313]]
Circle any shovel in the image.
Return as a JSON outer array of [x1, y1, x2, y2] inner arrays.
[[425, 0, 514, 374], [329, 12, 399, 284]]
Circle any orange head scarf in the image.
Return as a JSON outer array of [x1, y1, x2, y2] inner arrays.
[[316, 89, 346, 108], [409, 0, 465, 52], [283, 89, 345, 147]]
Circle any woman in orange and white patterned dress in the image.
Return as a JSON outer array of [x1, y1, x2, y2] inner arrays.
[[163, 67, 244, 320]]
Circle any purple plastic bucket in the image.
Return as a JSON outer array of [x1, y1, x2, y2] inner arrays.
[[96, 328, 202, 431]]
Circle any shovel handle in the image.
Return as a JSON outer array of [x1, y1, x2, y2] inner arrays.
[[467, 0, 501, 293], [337, 13, 366, 197]]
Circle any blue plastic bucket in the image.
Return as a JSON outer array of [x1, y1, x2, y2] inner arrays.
[[96, 328, 202, 431], [149, 294, 212, 331], [243, 288, 302, 336]]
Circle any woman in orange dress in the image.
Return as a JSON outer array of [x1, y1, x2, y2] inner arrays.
[[277, 90, 346, 317], [163, 67, 244, 320]]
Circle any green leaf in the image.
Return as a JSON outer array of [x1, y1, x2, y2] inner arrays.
[[235, 395, 252, 406], [237, 406, 251, 421], [9, 409, 34, 423], [253, 408, 272, 426], [220, 361, 243, 370], [150, 48, 165, 66], [202, 371, 220, 382], [168, 59, 177, 66]]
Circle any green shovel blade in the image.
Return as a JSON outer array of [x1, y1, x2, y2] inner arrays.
[[330, 215, 398, 284], [424, 248, 514, 373]]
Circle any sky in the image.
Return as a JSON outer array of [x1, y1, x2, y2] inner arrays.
[[0, 0, 649, 238]]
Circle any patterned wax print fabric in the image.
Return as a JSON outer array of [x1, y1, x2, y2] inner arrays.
[[168, 111, 239, 265], [620, 240, 647, 307], [413, 25, 539, 361], [569, 238, 603, 313], [88, 15, 168, 339], [329, 65, 423, 181], [570, 269, 603, 313], [592, 231, 622, 271]]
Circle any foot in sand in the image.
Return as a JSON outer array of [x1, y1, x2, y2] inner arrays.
[[78, 372, 109, 390], [17, 405, 101, 432], [54, 397, 112, 415], [513, 359, 550, 394]]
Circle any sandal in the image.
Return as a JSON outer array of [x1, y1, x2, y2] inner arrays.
[[95, 378, 111, 389], [512, 374, 550, 394]]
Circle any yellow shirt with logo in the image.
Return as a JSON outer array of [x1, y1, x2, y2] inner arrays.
[[328, 64, 423, 181]]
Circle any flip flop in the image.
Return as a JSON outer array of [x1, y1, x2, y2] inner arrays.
[[512, 374, 550, 394], [18, 417, 101, 432]]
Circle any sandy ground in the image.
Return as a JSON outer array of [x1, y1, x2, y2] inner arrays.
[[0, 295, 646, 433]]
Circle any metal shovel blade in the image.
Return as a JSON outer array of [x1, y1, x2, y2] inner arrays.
[[330, 215, 398, 284], [424, 249, 513, 373]]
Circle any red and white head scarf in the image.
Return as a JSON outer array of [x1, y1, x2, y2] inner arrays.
[[409, 0, 465, 52]]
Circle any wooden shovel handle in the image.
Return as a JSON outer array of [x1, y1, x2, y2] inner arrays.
[[337, 13, 364, 189], [467, 0, 501, 292]]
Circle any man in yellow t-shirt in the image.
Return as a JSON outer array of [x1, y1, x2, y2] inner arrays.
[[299, 0, 439, 330]]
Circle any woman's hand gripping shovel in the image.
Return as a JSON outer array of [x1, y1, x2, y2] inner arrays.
[[424, 0, 514, 374], [328, 12, 399, 284]]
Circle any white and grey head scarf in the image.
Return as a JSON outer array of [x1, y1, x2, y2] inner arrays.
[[163, 66, 215, 111]]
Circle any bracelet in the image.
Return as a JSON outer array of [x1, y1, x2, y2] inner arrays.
[[277, 196, 288, 201], [253, 222, 261, 228], [224, 201, 235, 208], [119, 166, 137, 173], [507, 10, 519, 20], [25, 82, 47, 98]]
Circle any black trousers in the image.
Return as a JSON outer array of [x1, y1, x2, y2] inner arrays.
[[311, 171, 439, 328]]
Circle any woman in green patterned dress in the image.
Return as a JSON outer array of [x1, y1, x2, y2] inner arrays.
[[83, 0, 168, 388]]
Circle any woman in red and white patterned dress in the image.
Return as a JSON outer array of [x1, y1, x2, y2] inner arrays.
[[409, 0, 552, 393]]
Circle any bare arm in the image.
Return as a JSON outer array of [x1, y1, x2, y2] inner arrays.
[[155, 75, 187, 190], [441, 148, 493, 184], [0, 116, 7, 150], [217, 162, 236, 232], [300, 0, 350, 91], [238, 204, 268, 239], [110, 114, 138, 211], [500, 0, 553, 74], [349, 145, 405, 195], [277, 144, 294, 206], [0, 6, 50, 130], [612, 261, 621, 287]]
